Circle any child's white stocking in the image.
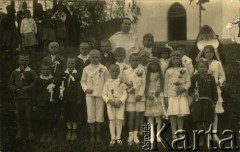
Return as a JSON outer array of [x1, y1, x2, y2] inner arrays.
[[109, 120, 116, 140], [116, 119, 123, 139]]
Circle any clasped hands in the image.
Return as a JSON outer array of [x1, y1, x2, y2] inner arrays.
[[108, 99, 122, 108]]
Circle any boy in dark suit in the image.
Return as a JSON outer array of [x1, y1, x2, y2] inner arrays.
[[100, 39, 116, 69], [76, 42, 91, 73], [8, 53, 38, 139], [139, 33, 161, 58], [59, 57, 82, 141], [42, 41, 66, 132], [76, 42, 91, 124], [42, 41, 66, 83], [33, 62, 58, 143]]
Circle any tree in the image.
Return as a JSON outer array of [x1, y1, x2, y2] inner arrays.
[[61, 0, 140, 27], [60, 0, 140, 41], [190, 0, 209, 31]]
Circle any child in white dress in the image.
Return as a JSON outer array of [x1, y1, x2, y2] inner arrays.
[[145, 57, 165, 143], [102, 64, 127, 147], [164, 51, 191, 140]]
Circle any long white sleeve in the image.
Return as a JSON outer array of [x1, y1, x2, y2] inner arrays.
[[218, 63, 226, 86], [33, 19, 37, 33], [80, 68, 88, 92], [119, 90, 128, 104], [183, 70, 191, 91], [138, 70, 146, 96], [164, 70, 169, 97], [102, 82, 110, 103], [20, 19, 24, 34]]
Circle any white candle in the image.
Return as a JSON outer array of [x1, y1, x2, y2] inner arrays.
[[50, 91, 53, 102], [196, 81, 198, 87], [61, 81, 64, 87]]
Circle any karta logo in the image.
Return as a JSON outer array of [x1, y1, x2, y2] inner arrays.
[[142, 123, 240, 151]]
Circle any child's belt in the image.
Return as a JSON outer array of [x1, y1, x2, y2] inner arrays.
[[198, 97, 212, 101]]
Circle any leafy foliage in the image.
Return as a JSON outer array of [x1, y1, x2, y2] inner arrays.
[[61, 0, 141, 27]]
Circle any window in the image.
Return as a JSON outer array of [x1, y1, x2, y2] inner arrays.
[[168, 2, 187, 41]]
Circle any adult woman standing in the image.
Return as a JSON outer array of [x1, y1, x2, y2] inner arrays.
[[189, 25, 225, 67]]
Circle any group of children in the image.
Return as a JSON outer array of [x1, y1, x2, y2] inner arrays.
[[8, 32, 225, 148], [13, 6, 68, 53]]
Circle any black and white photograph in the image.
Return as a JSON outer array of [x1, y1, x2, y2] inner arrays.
[[0, 0, 240, 151]]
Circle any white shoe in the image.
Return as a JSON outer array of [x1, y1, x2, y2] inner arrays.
[[116, 139, 123, 146], [128, 133, 134, 145], [109, 140, 115, 147], [133, 134, 140, 144]]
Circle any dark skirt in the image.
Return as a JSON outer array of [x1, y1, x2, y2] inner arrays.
[[55, 21, 66, 39], [191, 99, 214, 123], [42, 28, 56, 41], [2, 30, 18, 49], [36, 23, 43, 41]]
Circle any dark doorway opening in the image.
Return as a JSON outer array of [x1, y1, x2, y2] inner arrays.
[[168, 3, 187, 41]]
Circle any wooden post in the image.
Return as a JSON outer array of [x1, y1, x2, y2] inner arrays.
[[33, 0, 38, 13]]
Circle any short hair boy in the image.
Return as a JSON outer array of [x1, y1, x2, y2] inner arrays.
[[139, 33, 161, 58], [8, 53, 38, 140], [175, 44, 194, 76], [100, 39, 116, 68], [81, 50, 109, 143]]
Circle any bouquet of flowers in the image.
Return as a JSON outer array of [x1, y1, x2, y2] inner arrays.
[[178, 68, 186, 78], [136, 70, 143, 77]]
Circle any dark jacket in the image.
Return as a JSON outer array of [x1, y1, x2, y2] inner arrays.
[[76, 57, 90, 77], [188, 73, 218, 103], [8, 67, 38, 99], [34, 76, 58, 106], [42, 54, 66, 82], [61, 69, 81, 102], [100, 51, 116, 69]]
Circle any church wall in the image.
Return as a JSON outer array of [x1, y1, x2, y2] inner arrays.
[[136, 0, 239, 42]]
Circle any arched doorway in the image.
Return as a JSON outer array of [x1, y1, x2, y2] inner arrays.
[[168, 3, 187, 41]]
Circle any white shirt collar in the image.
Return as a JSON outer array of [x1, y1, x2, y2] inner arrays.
[[16, 66, 31, 71], [65, 68, 77, 74], [78, 54, 89, 62], [51, 55, 56, 62], [40, 74, 53, 80], [78, 54, 89, 59], [104, 52, 108, 57], [120, 31, 132, 35], [109, 78, 121, 83], [90, 63, 100, 68]]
